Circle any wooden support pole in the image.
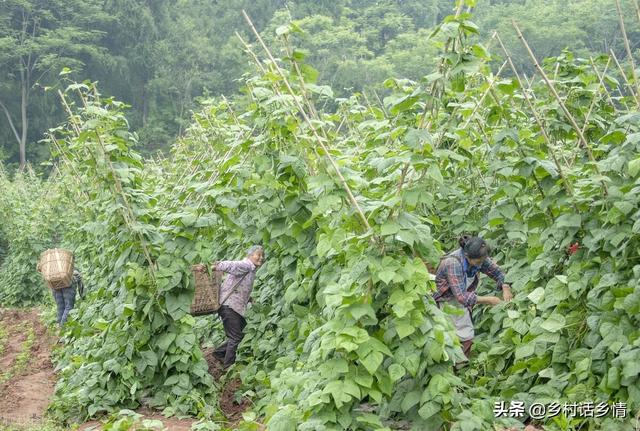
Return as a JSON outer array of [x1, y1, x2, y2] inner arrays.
[[615, 0, 640, 104], [495, 32, 575, 198], [242, 10, 372, 233], [512, 22, 596, 163], [610, 49, 640, 108]]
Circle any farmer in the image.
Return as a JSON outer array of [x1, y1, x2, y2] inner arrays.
[[194, 245, 264, 369], [37, 264, 84, 326], [433, 235, 512, 362]]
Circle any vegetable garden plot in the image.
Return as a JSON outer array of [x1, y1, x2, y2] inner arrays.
[[1, 5, 639, 431]]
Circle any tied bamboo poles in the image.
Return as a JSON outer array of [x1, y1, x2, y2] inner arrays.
[[57, 88, 157, 275], [511, 22, 609, 197], [241, 10, 372, 234], [494, 32, 575, 199], [615, 0, 640, 106]]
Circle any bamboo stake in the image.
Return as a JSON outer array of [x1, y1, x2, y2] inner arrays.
[[495, 32, 575, 198], [416, 4, 466, 130], [241, 10, 372, 232], [589, 57, 617, 107], [562, 57, 614, 168], [461, 60, 508, 130], [610, 49, 640, 108], [236, 32, 320, 174], [512, 22, 600, 167], [633, 0, 640, 24], [59, 89, 156, 274], [615, 0, 640, 104], [579, 57, 612, 138]]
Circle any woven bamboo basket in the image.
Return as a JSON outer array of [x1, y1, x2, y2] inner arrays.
[[39, 248, 74, 290], [190, 266, 222, 316]]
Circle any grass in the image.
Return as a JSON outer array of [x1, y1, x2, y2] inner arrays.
[[0, 324, 7, 357], [0, 421, 66, 431], [0, 323, 35, 385]]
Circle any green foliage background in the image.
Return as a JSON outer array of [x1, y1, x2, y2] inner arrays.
[[0, 0, 638, 166], [0, 1, 639, 431]]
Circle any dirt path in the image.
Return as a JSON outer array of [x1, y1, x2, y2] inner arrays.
[[0, 308, 57, 427], [202, 348, 252, 427], [0, 308, 253, 430]]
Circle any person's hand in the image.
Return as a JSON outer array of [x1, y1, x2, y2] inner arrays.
[[501, 284, 513, 302], [191, 263, 206, 271]]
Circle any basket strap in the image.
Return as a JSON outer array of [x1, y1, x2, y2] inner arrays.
[[218, 272, 249, 307]]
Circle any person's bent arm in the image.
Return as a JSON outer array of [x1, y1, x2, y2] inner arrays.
[[214, 260, 253, 276], [480, 258, 512, 301], [477, 295, 501, 306]]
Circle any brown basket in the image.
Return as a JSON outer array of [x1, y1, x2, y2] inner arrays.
[[38, 248, 74, 290], [190, 266, 222, 316]]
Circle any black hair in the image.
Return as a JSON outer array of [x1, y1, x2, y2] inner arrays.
[[458, 235, 490, 259]]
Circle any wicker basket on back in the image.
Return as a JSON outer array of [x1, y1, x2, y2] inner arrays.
[[39, 248, 74, 290], [190, 266, 223, 316]]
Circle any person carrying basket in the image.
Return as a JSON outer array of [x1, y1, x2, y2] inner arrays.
[[193, 245, 264, 369], [37, 251, 84, 326]]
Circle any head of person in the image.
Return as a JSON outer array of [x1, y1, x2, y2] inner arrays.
[[458, 235, 489, 266], [247, 245, 264, 267]]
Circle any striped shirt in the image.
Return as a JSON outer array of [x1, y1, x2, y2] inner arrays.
[[215, 258, 257, 317], [432, 248, 505, 308]]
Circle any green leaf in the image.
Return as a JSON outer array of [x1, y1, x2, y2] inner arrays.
[[342, 379, 361, 399], [356, 413, 384, 428], [378, 270, 395, 285], [614, 201, 635, 215], [527, 287, 545, 304], [266, 408, 297, 431], [139, 350, 157, 367], [360, 351, 383, 375], [515, 343, 535, 359], [175, 332, 196, 351], [396, 322, 416, 339], [427, 165, 444, 184], [401, 390, 421, 413], [628, 157, 640, 177], [556, 214, 581, 228], [388, 364, 405, 382], [381, 221, 400, 235], [540, 314, 566, 332], [164, 290, 191, 320], [418, 401, 440, 420], [156, 333, 176, 351]]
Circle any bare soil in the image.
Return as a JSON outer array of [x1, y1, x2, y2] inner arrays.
[[202, 348, 252, 428], [0, 308, 254, 431], [0, 308, 57, 427]]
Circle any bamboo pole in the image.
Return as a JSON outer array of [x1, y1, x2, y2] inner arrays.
[[461, 60, 508, 130], [579, 57, 612, 139], [59, 89, 157, 274], [589, 57, 617, 107], [610, 49, 640, 108], [241, 10, 372, 233], [512, 21, 603, 181], [633, 0, 640, 24], [562, 58, 614, 168], [495, 32, 575, 198], [236, 32, 321, 174], [614, 0, 640, 104]]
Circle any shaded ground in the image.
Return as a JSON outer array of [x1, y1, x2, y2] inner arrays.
[[202, 348, 253, 428]]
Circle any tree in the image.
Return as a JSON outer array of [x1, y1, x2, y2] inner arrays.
[[0, 0, 108, 169]]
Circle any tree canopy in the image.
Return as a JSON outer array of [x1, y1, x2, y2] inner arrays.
[[0, 0, 638, 168]]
